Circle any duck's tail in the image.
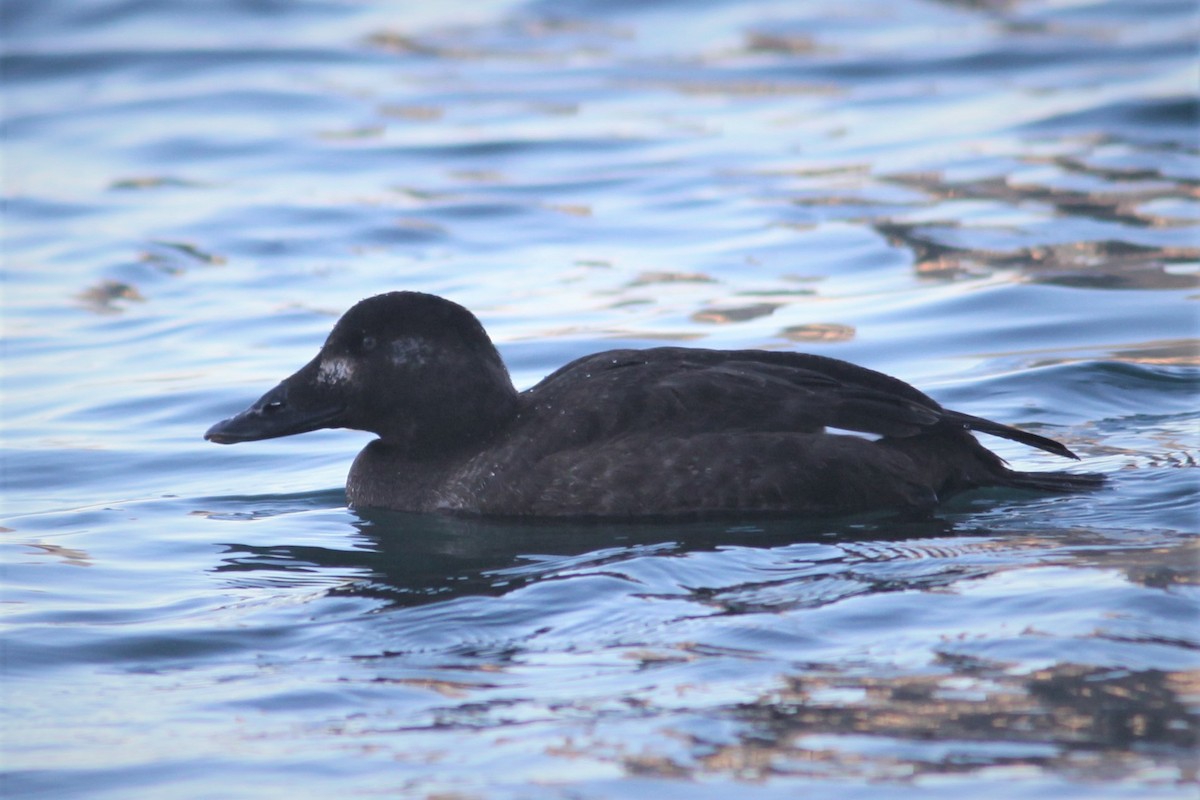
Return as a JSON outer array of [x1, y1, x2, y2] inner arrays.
[[943, 410, 1081, 461], [941, 412, 1106, 494], [995, 467, 1106, 494], [880, 428, 1105, 501]]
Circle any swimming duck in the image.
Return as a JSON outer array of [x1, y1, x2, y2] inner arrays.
[[205, 291, 1102, 517]]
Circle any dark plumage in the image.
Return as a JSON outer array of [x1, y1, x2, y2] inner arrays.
[[205, 291, 1103, 517]]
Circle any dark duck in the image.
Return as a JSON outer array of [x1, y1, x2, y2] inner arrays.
[[205, 291, 1103, 517]]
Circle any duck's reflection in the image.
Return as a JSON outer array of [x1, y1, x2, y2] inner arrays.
[[213, 505, 960, 608]]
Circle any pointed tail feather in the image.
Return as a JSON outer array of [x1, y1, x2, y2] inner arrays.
[[1000, 469, 1106, 493], [945, 410, 1081, 461]]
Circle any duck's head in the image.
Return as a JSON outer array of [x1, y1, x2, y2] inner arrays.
[[205, 292, 517, 452]]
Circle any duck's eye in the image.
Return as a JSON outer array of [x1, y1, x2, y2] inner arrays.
[[360, 334, 377, 353]]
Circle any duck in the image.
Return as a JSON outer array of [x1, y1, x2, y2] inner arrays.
[[205, 291, 1103, 518]]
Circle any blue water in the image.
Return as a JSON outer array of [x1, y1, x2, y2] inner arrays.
[[3, 0, 1198, 797]]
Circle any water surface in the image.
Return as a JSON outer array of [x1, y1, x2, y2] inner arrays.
[[2, 0, 1198, 797]]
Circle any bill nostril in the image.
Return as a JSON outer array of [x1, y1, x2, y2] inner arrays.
[[264, 399, 285, 414]]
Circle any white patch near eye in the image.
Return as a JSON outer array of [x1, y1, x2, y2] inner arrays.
[[318, 357, 356, 385], [391, 337, 429, 367]]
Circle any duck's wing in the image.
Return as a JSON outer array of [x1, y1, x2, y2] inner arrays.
[[522, 347, 1078, 460], [527, 346, 943, 439]]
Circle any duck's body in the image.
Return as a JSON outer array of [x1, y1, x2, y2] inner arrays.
[[206, 292, 1102, 518]]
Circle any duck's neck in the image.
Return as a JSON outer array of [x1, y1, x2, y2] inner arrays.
[[376, 374, 519, 460], [345, 439, 451, 512]]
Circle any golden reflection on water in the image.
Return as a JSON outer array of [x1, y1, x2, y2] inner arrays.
[[620, 663, 1200, 786]]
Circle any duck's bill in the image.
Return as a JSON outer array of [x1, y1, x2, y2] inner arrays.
[[205, 373, 345, 444]]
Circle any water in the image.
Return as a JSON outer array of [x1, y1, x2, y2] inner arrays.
[[2, 0, 1197, 797]]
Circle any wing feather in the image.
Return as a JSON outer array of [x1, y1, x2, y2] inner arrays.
[[521, 347, 1077, 460]]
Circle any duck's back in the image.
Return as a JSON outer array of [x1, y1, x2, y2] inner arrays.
[[512, 347, 947, 448]]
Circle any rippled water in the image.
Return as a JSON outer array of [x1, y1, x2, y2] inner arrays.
[[3, 0, 1198, 797]]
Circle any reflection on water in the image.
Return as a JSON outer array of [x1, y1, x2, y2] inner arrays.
[[216, 509, 960, 607], [709, 663, 1197, 783], [188, 503, 1199, 792]]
